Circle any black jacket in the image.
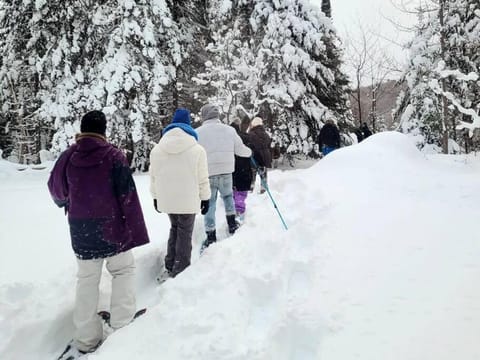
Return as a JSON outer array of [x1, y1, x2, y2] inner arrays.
[[234, 132, 253, 191], [317, 123, 340, 148], [231, 124, 253, 191], [249, 125, 272, 168], [361, 124, 373, 138], [354, 128, 364, 142]]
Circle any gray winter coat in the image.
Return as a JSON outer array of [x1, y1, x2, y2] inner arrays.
[[197, 119, 252, 176]]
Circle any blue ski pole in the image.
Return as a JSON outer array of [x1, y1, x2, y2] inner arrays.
[[250, 157, 288, 230]]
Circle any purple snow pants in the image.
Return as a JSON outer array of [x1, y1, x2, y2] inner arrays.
[[233, 190, 248, 214]]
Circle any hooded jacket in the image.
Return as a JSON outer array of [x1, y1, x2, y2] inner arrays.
[[197, 119, 252, 176], [149, 128, 211, 214], [47, 134, 150, 260], [317, 123, 341, 149]]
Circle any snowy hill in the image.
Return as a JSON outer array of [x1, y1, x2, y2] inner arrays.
[[1, 132, 479, 360]]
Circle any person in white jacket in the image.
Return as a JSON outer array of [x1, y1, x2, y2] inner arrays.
[[197, 104, 252, 252], [150, 108, 211, 276]]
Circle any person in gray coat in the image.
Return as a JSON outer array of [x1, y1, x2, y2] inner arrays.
[[197, 104, 252, 251]]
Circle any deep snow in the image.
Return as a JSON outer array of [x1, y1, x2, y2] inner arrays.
[[1, 132, 479, 360]]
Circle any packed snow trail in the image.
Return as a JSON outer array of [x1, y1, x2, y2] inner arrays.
[[1, 132, 480, 359]]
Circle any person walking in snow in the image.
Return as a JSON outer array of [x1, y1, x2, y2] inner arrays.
[[231, 121, 253, 225], [149, 108, 211, 277], [361, 122, 373, 139], [47, 110, 149, 355], [317, 119, 341, 156], [248, 117, 272, 194], [354, 127, 364, 143], [196, 104, 252, 251]]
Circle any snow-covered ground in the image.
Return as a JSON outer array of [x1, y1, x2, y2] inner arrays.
[[1, 132, 479, 360]]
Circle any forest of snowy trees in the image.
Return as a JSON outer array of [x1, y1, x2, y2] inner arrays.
[[0, 0, 479, 167], [0, 0, 351, 168]]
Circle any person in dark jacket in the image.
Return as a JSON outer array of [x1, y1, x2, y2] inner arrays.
[[317, 119, 341, 156], [248, 117, 272, 194], [231, 122, 253, 224], [361, 122, 373, 138], [48, 110, 149, 355], [354, 128, 364, 143]]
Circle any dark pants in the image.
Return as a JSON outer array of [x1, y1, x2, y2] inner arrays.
[[164, 214, 195, 276]]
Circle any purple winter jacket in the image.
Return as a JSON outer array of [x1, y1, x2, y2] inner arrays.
[[48, 133, 150, 259]]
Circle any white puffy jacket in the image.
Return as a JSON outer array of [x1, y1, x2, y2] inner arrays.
[[149, 128, 211, 214], [196, 119, 252, 176]]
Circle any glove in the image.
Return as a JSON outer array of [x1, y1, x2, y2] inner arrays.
[[200, 200, 210, 215], [153, 199, 161, 213]]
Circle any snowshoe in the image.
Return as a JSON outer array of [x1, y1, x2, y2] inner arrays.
[[56, 341, 77, 360], [57, 309, 146, 359], [97, 307, 147, 326], [56, 340, 101, 360]]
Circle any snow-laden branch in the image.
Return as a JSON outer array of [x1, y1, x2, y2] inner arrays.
[[435, 60, 479, 82], [429, 79, 480, 135], [429, 61, 480, 134]]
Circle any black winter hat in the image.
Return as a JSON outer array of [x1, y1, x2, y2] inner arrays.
[[81, 110, 107, 135]]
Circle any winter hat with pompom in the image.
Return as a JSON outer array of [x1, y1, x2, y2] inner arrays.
[[250, 117, 263, 128], [81, 110, 107, 135]]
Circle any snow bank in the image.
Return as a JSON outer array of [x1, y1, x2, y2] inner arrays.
[[0, 158, 16, 180], [1, 132, 479, 360]]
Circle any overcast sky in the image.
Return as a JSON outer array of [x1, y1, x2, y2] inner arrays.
[[311, 0, 421, 83]]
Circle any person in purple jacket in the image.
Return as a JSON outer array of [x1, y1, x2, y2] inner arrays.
[[48, 110, 150, 355]]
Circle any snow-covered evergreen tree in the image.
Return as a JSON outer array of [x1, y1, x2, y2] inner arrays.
[[394, 12, 443, 151], [1, 0, 184, 168], [1, 0, 353, 164], [394, 0, 480, 153], [442, 0, 480, 137], [0, 0, 48, 163], [196, 0, 351, 155], [40, 0, 181, 170], [168, 0, 210, 115]]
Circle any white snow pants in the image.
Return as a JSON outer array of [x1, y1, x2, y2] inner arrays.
[[73, 250, 136, 352]]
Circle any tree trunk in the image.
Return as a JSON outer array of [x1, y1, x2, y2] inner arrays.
[[321, 0, 332, 18], [371, 86, 377, 131], [439, 0, 449, 154], [356, 73, 363, 125]]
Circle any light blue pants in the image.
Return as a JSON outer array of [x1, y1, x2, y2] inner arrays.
[[204, 174, 235, 232]]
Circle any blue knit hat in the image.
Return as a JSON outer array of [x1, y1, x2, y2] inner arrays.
[[172, 108, 191, 125], [162, 108, 198, 140]]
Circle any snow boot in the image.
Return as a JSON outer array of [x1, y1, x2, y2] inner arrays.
[[156, 268, 172, 284], [200, 230, 216, 254], [226, 215, 239, 234], [235, 212, 245, 226]]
